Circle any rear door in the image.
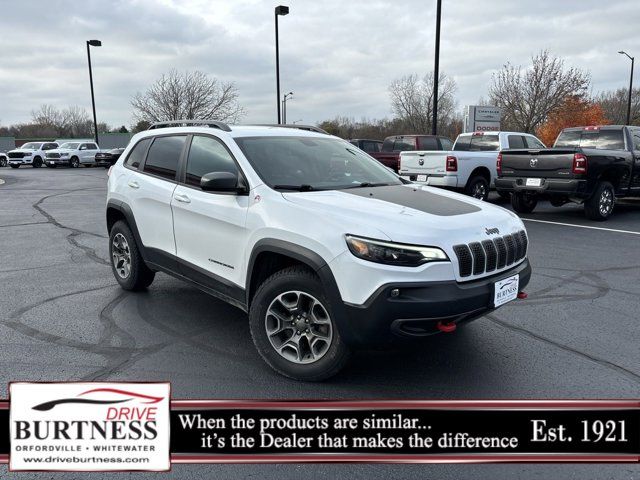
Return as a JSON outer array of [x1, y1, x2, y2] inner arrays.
[[630, 129, 640, 193], [128, 135, 186, 257], [171, 134, 250, 289]]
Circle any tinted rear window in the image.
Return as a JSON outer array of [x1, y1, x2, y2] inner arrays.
[[393, 137, 416, 151], [555, 129, 625, 150], [143, 136, 186, 180], [417, 137, 438, 150], [454, 134, 499, 151]]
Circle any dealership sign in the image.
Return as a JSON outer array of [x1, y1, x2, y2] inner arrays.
[[464, 106, 502, 132], [9, 382, 170, 471]]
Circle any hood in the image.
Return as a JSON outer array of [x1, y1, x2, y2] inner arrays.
[[282, 184, 524, 248], [49, 148, 75, 153], [9, 149, 34, 154]]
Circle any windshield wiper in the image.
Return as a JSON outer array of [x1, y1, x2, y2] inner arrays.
[[272, 184, 316, 191], [342, 182, 391, 189]]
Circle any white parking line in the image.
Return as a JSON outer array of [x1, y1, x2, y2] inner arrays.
[[522, 218, 640, 236]]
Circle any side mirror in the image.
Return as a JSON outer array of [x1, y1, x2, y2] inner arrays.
[[200, 171, 247, 194]]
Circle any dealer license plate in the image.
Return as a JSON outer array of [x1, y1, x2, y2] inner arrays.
[[417, 175, 427, 182], [525, 178, 542, 187], [494, 274, 519, 308]]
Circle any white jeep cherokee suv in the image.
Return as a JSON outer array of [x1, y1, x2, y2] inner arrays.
[[106, 120, 531, 381]]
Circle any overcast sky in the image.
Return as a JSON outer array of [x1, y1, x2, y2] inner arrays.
[[1, 0, 639, 129]]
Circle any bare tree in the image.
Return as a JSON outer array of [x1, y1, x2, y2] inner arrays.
[[63, 105, 93, 137], [31, 104, 65, 131], [30, 104, 98, 137], [131, 70, 246, 124], [388, 72, 457, 133], [594, 87, 640, 125], [488, 50, 590, 133]]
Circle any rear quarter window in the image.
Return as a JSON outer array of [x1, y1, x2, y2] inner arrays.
[[124, 138, 152, 169], [453, 135, 471, 151], [507, 135, 526, 149]]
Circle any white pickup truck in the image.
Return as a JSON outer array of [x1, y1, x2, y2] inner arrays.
[[399, 131, 546, 200]]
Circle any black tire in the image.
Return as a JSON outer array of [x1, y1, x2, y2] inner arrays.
[[33, 156, 42, 168], [464, 175, 490, 201], [497, 191, 511, 200], [584, 181, 615, 221], [0, 158, 6, 167], [10, 164, 19, 169], [108, 220, 155, 291], [249, 266, 350, 381], [511, 192, 538, 214], [70, 156, 80, 168]]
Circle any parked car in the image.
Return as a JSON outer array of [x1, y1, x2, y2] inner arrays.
[[106, 120, 531, 381], [0, 152, 7, 167], [45, 141, 100, 168], [399, 131, 546, 201], [7, 142, 59, 168], [349, 139, 383, 154], [496, 125, 640, 221], [370, 135, 453, 172], [95, 148, 125, 168]]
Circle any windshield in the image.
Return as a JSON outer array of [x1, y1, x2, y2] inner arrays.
[[234, 136, 403, 191], [59, 143, 80, 149], [21, 143, 43, 150]]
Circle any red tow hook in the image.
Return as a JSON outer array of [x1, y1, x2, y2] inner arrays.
[[517, 291, 528, 299], [436, 321, 457, 333]]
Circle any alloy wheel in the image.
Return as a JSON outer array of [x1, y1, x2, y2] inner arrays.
[[599, 188, 614, 217], [265, 291, 333, 364], [111, 233, 132, 279]]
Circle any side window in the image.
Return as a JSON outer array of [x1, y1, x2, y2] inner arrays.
[[43, 143, 57, 150], [525, 136, 546, 149], [87, 143, 98, 150], [79, 144, 88, 150], [439, 138, 453, 150], [124, 138, 151, 169], [185, 136, 238, 188], [143, 136, 186, 180], [507, 135, 526, 149]]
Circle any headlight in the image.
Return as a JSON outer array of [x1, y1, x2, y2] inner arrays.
[[60, 153, 69, 157], [345, 235, 448, 267]]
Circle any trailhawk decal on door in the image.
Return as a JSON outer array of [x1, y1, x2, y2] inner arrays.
[[9, 382, 170, 471]]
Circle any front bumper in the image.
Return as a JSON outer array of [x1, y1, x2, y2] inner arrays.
[[336, 258, 531, 345], [46, 158, 70, 166], [495, 177, 588, 197], [8, 158, 32, 164], [400, 174, 458, 188]]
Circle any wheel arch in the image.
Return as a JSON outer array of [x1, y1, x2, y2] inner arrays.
[[467, 166, 491, 186], [106, 200, 147, 262]]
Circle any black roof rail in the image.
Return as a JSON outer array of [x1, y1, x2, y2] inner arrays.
[[147, 119, 232, 132], [251, 124, 329, 135]]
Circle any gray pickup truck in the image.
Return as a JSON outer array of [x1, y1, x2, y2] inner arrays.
[[495, 125, 640, 220]]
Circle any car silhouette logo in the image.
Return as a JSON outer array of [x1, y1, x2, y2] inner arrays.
[[530, 158, 538, 167]]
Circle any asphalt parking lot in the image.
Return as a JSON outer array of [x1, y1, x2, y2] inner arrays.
[[0, 166, 638, 479]]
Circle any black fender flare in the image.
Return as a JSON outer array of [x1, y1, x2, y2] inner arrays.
[[106, 199, 147, 262], [246, 239, 353, 343]]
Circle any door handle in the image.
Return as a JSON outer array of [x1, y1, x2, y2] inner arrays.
[[174, 194, 191, 204], [127, 180, 139, 189]]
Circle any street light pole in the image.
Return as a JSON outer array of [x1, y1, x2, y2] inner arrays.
[[618, 51, 634, 125], [275, 6, 289, 124], [432, 0, 442, 136], [282, 92, 293, 124], [86, 39, 102, 145]]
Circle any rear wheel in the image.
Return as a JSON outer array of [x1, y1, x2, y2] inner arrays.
[[33, 156, 42, 168], [109, 220, 155, 290], [584, 181, 615, 221], [464, 176, 490, 201], [511, 192, 538, 214], [249, 266, 350, 381]]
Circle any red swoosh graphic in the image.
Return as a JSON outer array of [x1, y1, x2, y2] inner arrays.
[[78, 388, 163, 404]]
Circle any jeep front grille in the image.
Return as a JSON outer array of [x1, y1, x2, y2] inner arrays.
[[453, 230, 528, 278]]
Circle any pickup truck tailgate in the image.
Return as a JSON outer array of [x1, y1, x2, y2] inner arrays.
[[399, 151, 448, 175], [500, 149, 577, 178]]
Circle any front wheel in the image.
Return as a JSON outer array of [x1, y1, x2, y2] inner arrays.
[[33, 156, 43, 168], [0, 157, 7, 167], [249, 266, 350, 381], [70, 157, 80, 168], [109, 220, 155, 290], [464, 176, 490, 201], [511, 192, 538, 214], [584, 181, 615, 221]]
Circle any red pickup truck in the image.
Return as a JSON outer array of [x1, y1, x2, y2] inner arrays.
[[369, 135, 453, 171]]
